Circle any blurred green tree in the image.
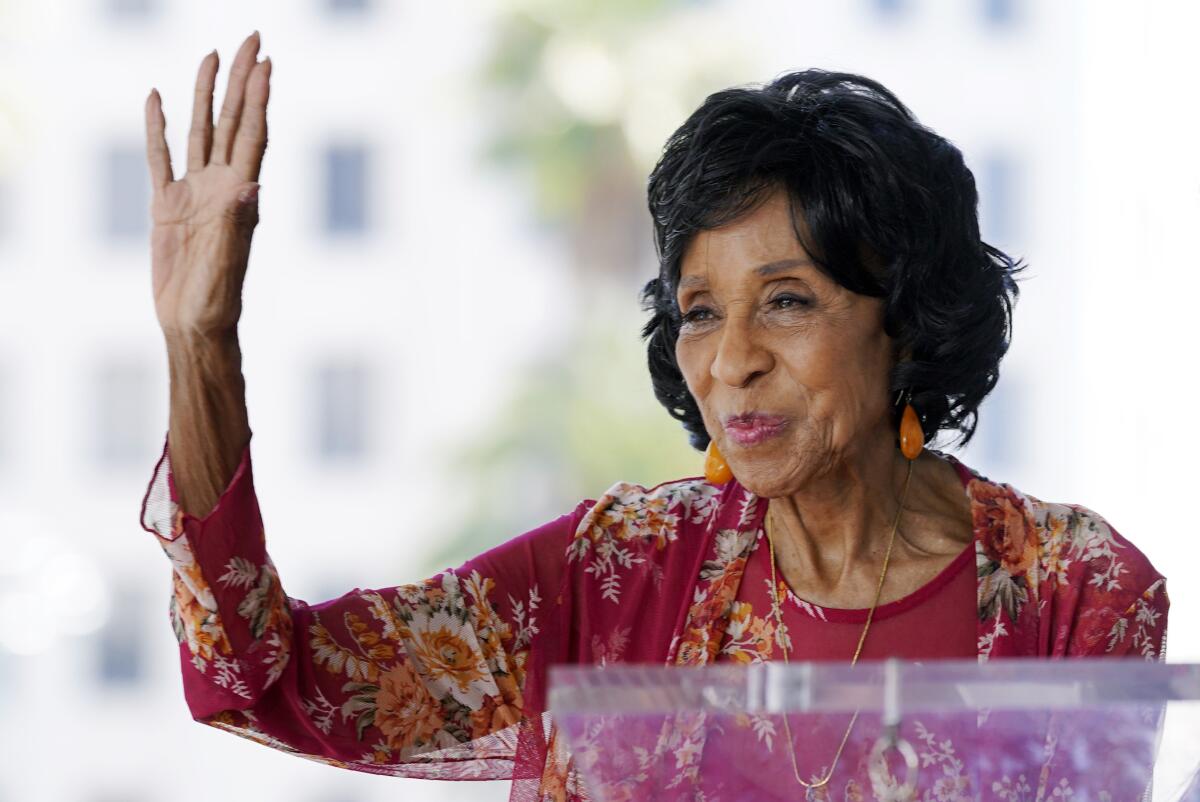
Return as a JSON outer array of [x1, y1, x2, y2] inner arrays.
[[480, 0, 752, 280], [426, 0, 751, 572], [423, 299, 700, 573]]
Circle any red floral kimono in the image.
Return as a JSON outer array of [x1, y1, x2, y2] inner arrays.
[[139, 437, 1168, 802]]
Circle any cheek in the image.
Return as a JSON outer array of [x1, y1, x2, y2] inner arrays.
[[781, 329, 891, 418], [674, 337, 708, 397], [834, 341, 894, 426], [674, 338, 721, 430]]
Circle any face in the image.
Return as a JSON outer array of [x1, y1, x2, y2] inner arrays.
[[674, 188, 897, 497]]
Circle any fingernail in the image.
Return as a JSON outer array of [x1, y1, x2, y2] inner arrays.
[[238, 184, 260, 204]]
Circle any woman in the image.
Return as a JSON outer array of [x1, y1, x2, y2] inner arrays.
[[140, 32, 1168, 801]]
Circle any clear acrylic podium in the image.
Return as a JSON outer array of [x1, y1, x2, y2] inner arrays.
[[549, 659, 1200, 802]]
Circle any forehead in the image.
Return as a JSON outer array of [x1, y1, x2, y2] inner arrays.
[[677, 189, 814, 287]]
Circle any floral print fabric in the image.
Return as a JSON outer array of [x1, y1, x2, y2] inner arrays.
[[141, 440, 1167, 802]]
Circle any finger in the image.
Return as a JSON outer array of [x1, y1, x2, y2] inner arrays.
[[144, 89, 174, 190], [211, 31, 261, 165], [187, 50, 218, 172], [230, 58, 271, 181]]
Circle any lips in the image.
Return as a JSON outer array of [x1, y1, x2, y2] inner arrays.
[[721, 413, 789, 448]]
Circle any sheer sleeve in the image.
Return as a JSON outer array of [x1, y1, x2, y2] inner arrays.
[[1053, 513, 1170, 660], [1051, 520, 1170, 802], [139, 434, 591, 783], [1061, 575, 1170, 663]]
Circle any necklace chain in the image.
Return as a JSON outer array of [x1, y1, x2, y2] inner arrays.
[[765, 458, 914, 791]]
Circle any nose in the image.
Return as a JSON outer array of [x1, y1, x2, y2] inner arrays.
[[710, 312, 773, 388]]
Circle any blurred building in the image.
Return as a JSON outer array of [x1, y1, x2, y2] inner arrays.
[[0, 1, 1197, 801]]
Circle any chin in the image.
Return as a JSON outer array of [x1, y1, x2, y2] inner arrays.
[[726, 454, 804, 498], [732, 472, 795, 499], [724, 438, 822, 498]]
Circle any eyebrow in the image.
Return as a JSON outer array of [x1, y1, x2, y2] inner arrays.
[[677, 258, 815, 290]]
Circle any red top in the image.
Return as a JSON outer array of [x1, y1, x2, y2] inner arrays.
[[736, 527, 976, 662], [723, 458, 978, 663]]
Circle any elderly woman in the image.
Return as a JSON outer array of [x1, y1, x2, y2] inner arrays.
[[140, 32, 1167, 802]]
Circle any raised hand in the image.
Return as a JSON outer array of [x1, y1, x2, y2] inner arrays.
[[144, 32, 271, 340], [145, 33, 268, 517]]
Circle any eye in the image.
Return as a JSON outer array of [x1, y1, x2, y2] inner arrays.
[[771, 294, 811, 310], [680, 306, 715, 326]]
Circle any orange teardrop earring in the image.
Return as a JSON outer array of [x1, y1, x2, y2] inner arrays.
[[704, 440, 733, 485], [898, 389, 924, 461]]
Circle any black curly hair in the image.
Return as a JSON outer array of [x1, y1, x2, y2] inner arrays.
[[641, 69, 1023, 452]]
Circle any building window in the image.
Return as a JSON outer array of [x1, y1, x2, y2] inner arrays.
[[325, 0, 370, 13], [983, 0, 1017, 27], [105, 0, 159, 20], [312, 359, 370, 461], [871, 0, 906, 18], [323, 143, 370, 235], [974, 379, 1020, 470], [0, 364, 7, 466], [979, 153, 1019, 248], [0, 180, 9, 244], [103, 144, 150, 240], [93, 358, 153, 467], [96, 584, 146, 686]]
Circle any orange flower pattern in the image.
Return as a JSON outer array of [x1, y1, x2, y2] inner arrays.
[[374, 661, 446, 751], [141, 443, 1167, 802]]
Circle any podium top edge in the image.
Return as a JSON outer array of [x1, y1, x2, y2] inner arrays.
[[546, 658, 1200, 715]]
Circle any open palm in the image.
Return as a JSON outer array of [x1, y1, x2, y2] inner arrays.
[[144, 32, 271, 339]]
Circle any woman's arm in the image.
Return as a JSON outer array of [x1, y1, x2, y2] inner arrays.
[[164, 332, 249, 517], [140, 441, 589, 776], [144, 33, 266, 516], [141, 37, 591, 779], [141, 37, 604, 782]]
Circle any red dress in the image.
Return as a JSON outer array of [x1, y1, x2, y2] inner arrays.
[[723, 525, 977, 664], [140, 437, 1168, 801], [720, 457, 977, 665]]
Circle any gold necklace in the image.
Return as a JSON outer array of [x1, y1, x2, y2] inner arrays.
[[764, 458, 914, 794]]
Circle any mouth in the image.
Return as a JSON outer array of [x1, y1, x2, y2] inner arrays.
[[721, 412, 790, 448]]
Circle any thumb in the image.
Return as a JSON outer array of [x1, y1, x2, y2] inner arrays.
[[227, 182, 261, 228], [236, 183, 260, 205]]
